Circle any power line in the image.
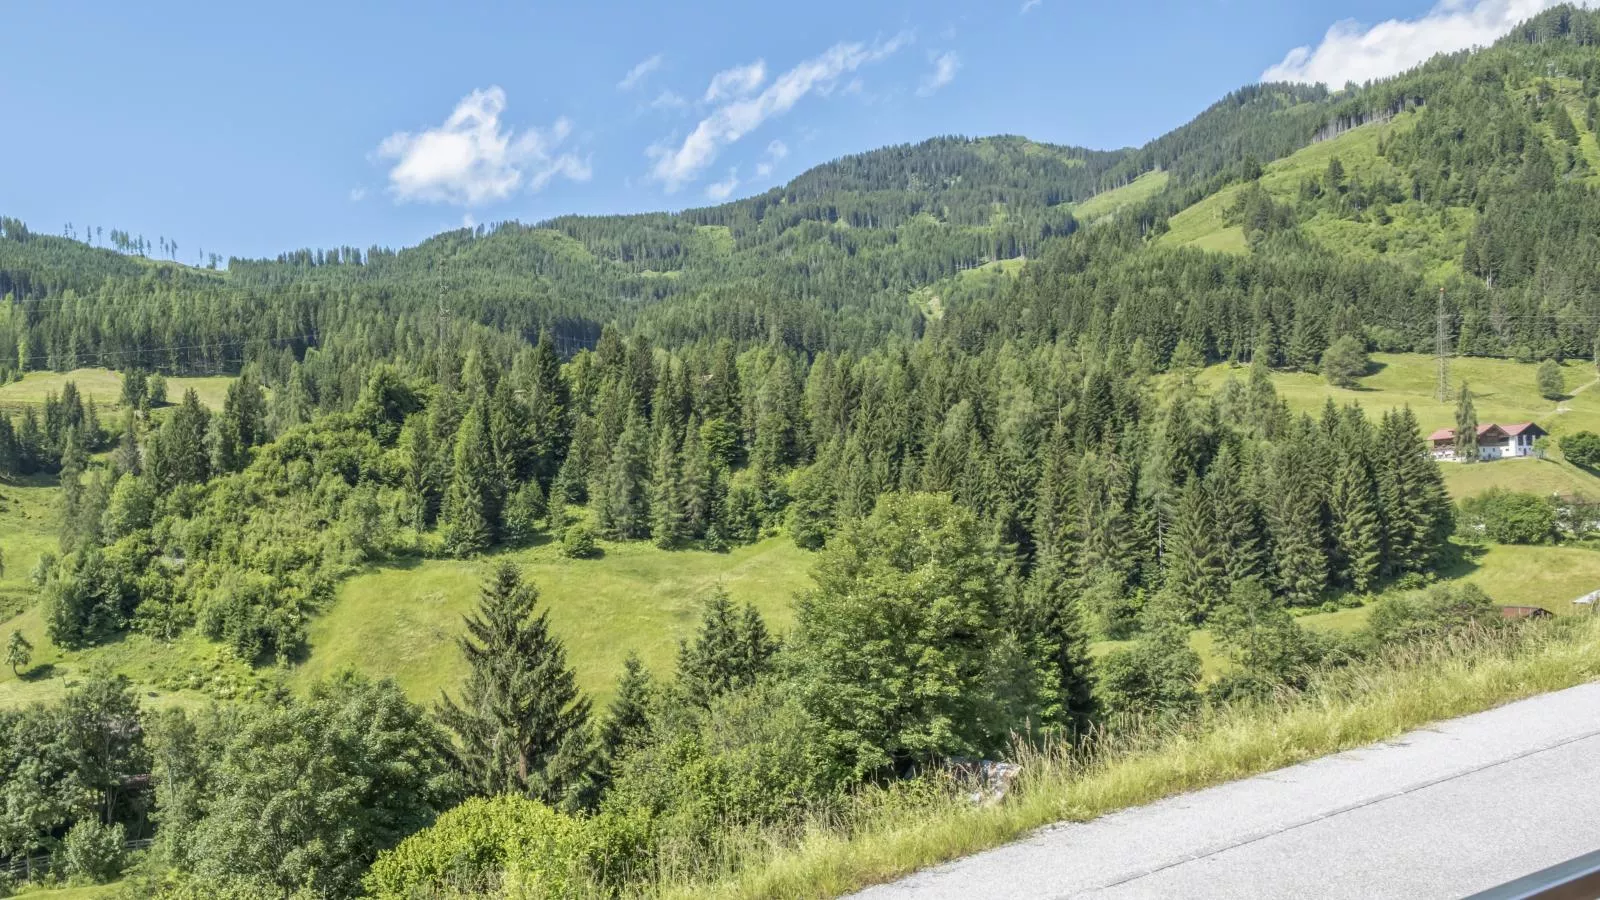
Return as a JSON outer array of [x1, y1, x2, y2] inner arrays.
[[12, 331, 321, 371], [1436, 286, 1451, 403]]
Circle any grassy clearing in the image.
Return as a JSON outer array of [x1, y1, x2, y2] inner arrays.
[[1159, 182, 1245, 251], [0, 475, 62, 620], [1196, 352, 1573, 434], [911, 258, 1026, 320], [0, 368, 234, 414], [1071, 170, 1170, 223], [1156, 110, 1468, 279], [1455, 543, 1600, 613], [1195, 352, 1600, 497], [295, 535, 814, 705], [0, 596, 247, 711], [0, 529, 814, 712], [665, 616, 1600, 899]]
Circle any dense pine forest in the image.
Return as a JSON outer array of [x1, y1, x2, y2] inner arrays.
[[2, 6, 1600, 897]]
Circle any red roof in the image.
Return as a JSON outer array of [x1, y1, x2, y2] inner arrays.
[[1429, 423, 1534, 442]]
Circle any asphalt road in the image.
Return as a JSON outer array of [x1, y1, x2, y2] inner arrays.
[[853, 681, 1600, 900]]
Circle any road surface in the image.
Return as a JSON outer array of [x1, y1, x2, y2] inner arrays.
[[854, 681, 1600, 899]]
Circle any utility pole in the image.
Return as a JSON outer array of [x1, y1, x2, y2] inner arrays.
[[435, 260, 449, 347], [1435, 285, 1451, 403]]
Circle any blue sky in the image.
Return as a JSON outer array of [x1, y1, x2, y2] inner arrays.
[[0, 0, 1570, 260]]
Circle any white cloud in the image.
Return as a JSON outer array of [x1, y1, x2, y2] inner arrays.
[[706, 168, 740, 200], [618, 53, 663, 90], [348, 187, 366, 202], [1020, 0, 1042, 13], [917, 51, 960, 96], [704, 60, 767, 102], [649, 33, 909, 191], [462, 212, 476, 228], [376, 87, 590, 206], [754, 139, 790, 179], [651, 90, 688, 111], [1264, 0, 1590, 86]]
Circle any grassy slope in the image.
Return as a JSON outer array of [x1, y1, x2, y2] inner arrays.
[[294, 536, 814, 705], [1157, 110, 1471, 279], [9, 355, 1600, 711], [0, 533, 814, 711], [1195, 352, 1600, 499], [0, 476, 64, 620], [1071, 170, 1171, 222], [912, 258, 1026, 320], [0, 368, 235, 415], [0, 594, 251, 710]]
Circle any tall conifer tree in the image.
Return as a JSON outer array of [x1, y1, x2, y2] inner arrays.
[[441, 402, 497, 557], [601, 411, 651, 540], [438, 563, 591, 803], [1455, 382, 1479, 462]]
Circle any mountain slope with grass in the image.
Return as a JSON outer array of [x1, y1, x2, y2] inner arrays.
[[6, 7, 1600, 899]]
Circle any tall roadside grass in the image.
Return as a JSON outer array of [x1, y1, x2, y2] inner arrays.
[[657, 617, 1600, 899]]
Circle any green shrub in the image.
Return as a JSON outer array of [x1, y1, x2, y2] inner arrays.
[[1562, 431, 1600, 469], [58, 818, 126, 883], [1457, 488, 1557, 544], [1365, 582, 1501, 646], [1538, 358, 1566, 400], [602, 683, 841, 863], [363, 795, 591, 899], [1093, 626, 1203, 719], [1321, 334, 1369, 388], [558, 523, 599, 559]]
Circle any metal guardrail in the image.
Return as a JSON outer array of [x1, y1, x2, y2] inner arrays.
[[1464, 848, 1600, 900]]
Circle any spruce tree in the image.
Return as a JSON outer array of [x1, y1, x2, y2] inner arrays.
[[398, 416, 440, 528], [602, 411, 651, 540], [678, 417, 712, 539], [677, 588, 776, 706], [1164, 475, 1226, 621], [1455, 382, 1479, 462], [1376, 408, 1454, 574], [437, 563, 591, 803], [527, 329, 571, 486], [599, 651, 654, 759], [502, 480, 547, 545], [1330, 452, 1383, 592], [441, 403, 496, 557], [1019, 557, 1097, 734], [490, 377, 532, 488], [151, 389, 210, 490], [590, 651, 654, 798], [111, 410, 140, 476], [1264, 442, 1327, 606], [1205, 443, 1265, 590], [1552, 103, 1579, 143], [0, 417, 17, 479], [648, 428, 685, 549], [1403, 407, 1454, 568], [215, 375, 268, 473]]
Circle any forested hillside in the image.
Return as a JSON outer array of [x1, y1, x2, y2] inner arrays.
[[2, 5, 1600, 898]]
